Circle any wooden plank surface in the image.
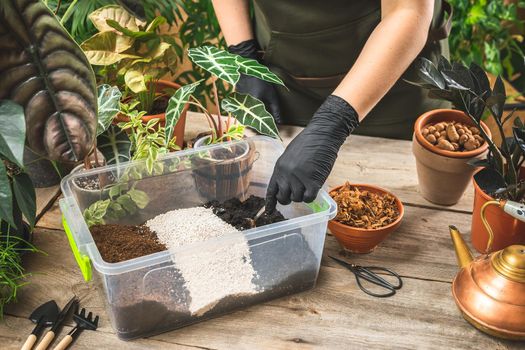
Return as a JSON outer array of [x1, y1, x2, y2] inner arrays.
[[2, 227, 520, 350], [35, 185, 61, 221], [11, 118, 515, 349]]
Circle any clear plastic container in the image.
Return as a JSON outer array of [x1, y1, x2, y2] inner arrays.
[[60, 136, 337, 340]]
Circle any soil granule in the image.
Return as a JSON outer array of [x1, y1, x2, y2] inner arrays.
[[206, 195, 286, 230], [90, 224, 166, 263]]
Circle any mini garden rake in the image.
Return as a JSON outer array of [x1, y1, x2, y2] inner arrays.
[[53, 306, 99, 350]]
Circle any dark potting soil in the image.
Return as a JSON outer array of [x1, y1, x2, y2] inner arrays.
[[74, 173, 115, 190], [206, 195, 286, 230], [90, 224, 166, 263], [91, 197, 319, 339], [107, 232, 319, 340], [149, 96, 169, 115]]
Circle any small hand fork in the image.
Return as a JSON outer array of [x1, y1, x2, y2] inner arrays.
[[52, 306, 99, 350]]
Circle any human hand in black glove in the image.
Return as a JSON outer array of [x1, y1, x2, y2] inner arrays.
[[266, 95, 360, 211], [228, 39, 282, 123]]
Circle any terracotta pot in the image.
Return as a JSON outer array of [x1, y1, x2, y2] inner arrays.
[[114, 80, 188, 148], [412, 109, 491, 206], [471, 170, 525, 253], [327, 184, 404, 254]]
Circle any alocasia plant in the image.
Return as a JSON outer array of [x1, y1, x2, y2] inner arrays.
[[165, 46, 285, 144]]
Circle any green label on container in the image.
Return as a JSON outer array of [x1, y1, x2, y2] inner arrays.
[[62, 215, 92, 281]]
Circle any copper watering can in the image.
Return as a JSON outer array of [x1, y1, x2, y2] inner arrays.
[[449, 199, 525, 340]]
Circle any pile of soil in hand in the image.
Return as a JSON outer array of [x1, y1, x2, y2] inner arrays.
[[90, 224, 166, 263], [206, 195, 286, 230]]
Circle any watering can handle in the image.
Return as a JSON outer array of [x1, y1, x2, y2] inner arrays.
[[480, 200, 525, 253]]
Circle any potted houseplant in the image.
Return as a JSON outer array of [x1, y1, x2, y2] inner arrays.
[[411, 56, 525, 252], [0, 0, 98, 314], [164, 46, 283, 200], [81, 5, 187, 148], [0, 101, 40, 317], [71, 95, 179, 211], [409, 57, 492, 205]]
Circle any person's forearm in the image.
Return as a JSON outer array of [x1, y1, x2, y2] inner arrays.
[[333, 0, 434, 120], [211, 0, 253, 45]]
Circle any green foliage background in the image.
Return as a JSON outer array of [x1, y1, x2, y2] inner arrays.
[[47, 0, 230, 108], [448, 0, 525, 90]]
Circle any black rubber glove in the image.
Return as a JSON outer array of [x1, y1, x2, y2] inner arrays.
[[266, 95, 360, 211], [228, 39, 282, 123]]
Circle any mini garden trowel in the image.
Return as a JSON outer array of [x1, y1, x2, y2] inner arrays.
[[21, 300, 59, 350], [35, 296, 79, 350], [244, 205, 266, 228]]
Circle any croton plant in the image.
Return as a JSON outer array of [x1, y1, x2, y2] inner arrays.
[[410, 56, 525, 202]]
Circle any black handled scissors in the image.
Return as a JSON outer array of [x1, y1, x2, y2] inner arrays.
[[329, 255, 403, 298]]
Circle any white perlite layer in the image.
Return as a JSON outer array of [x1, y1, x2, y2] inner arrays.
[[145, 207, 258, 315]]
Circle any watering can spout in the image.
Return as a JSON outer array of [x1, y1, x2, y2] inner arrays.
[[449, 225, 474, 269]]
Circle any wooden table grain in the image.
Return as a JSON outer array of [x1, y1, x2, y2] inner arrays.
[[1, 116, 522, 350]]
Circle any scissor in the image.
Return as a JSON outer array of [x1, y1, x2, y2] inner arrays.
[[329, 255, 403, 298]]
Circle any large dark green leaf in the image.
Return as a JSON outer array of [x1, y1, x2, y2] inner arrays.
[[486, 76, 506, 120], [221, 92, 279, 139], [513, 121, 525, 154], [97, 125, 131, 174], [437, 55, 452, 72], [0, 100, 25, 167], [415, 58, 446, 89], [0, 161, 14, 227], [0, 0, 98, 162], [469, 62, 491, 97], [442, 68, 473, 91], [236, 56, 285, 86], [188, 46, 240, 85], [165, 80, 201, 142], [12, 171, 35, 228]]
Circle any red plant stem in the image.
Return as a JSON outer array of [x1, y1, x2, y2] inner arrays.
[[212, 78, 222, 138]]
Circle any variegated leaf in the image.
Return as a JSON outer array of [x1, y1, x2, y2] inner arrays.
[[97, 125, 131, 176], [221, 93, 279, 139], [124, 69, 147, 93], [81, 31, 136, 65], [188, 46, 240, 85], [236, 56, 285, 86], [165, 80, 202, 142], [89, 5, 145, 33], [97, 85, 122, 136]]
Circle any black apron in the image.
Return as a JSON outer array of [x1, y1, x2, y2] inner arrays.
[[253, 0, 452, 139]]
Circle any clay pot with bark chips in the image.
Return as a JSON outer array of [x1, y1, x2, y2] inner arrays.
[[192, 137, 257, 202], [328, 184, 404, 254], [412, 109, 491, 206], [114, 80, 188, 148], [471, 168, 525, 253]]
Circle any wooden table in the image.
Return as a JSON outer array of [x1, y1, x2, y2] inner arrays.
[[1, 117, 522, 350]]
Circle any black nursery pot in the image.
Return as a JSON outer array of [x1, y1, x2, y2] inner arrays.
[[191, 137, 257, 202]]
